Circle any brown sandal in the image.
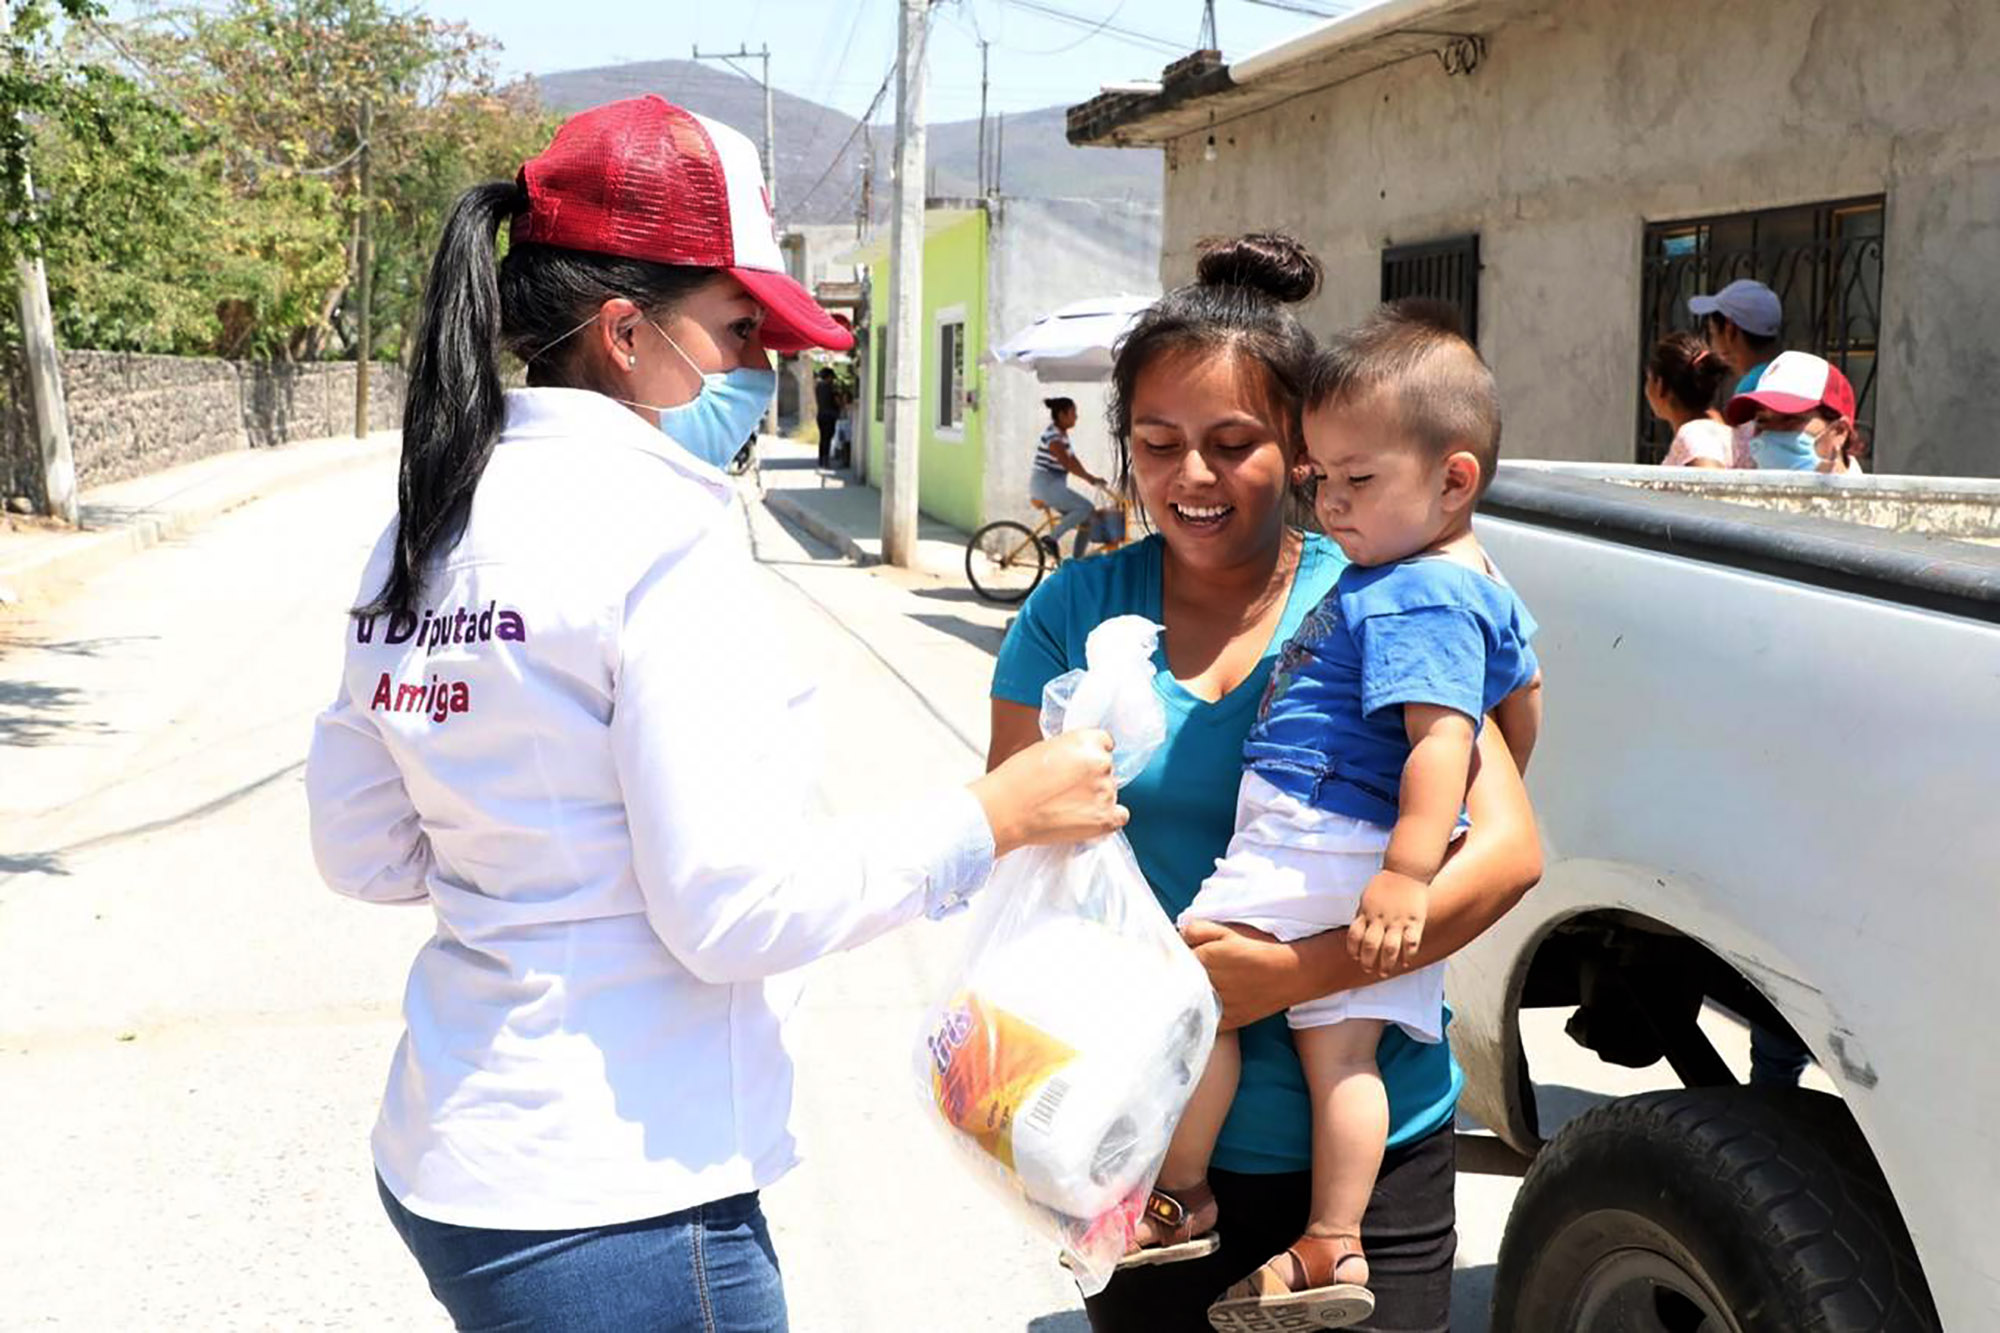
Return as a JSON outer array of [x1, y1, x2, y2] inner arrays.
[[1205, 1233, 1373, 1332], [1115, 1181, 1221, 1269]]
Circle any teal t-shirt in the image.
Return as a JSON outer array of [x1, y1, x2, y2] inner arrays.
[[991, 533, 1462, 1174]]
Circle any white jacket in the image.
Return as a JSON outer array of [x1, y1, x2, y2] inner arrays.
[[306, 388, 993, 1229]]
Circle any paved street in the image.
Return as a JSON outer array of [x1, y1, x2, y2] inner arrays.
[[0, 452, 1822, 1331]]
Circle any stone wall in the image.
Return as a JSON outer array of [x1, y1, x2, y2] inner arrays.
[[3, 351, 404, 504]]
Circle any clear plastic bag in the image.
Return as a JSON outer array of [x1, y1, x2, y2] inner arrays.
[[916, 616, 1220, 1294]]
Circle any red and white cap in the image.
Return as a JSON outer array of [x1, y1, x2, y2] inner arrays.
[[1723, 351, 1857, 425], [511, 96, 852, 354]]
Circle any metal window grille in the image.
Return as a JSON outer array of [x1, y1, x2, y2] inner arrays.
[[1381, 234, 1481, 344], [1637, 197, 1884, 463], [937, 320, 966, 430]]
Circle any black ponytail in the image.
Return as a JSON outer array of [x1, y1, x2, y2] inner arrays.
[[361, 182, 517, 619], [359, 182, 717, 617], [1647, 331, 1730, 417], [1043, 396, 1076, 421]]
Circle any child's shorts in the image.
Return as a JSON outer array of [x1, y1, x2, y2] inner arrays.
[[1177, 774, 1446, 1043]]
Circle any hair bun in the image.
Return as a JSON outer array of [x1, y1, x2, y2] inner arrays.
[[1194, 232, 1322, 304]]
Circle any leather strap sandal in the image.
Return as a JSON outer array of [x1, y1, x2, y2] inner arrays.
[[1114, 1181, 1221, 1270], [1205, 1233, 1373, 1332]]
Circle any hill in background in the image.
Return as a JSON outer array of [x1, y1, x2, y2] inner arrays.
[[531, 59, 1161, 226]]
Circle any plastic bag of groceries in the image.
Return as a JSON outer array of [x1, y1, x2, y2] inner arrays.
[[916, 616, 1220, 1295]]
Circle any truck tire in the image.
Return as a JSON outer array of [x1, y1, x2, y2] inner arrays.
[[1489, 1087, 1939, 1333]]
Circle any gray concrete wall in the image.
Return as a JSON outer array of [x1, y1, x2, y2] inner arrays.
[[1152, 0, 2000, 477], [2, 352, 405, 503], [983, 196, 1162, 528]]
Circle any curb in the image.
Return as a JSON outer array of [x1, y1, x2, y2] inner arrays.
[[0, 436, 397, 608], [761, 488, 877, 566]]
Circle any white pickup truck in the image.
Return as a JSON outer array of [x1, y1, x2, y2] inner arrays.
[[1456, 466, 2000, 1333]]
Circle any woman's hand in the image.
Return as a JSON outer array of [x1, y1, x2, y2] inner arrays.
[[968, 729, 1127, 857], [1180, 919, 1339, 1030], [1183, 724, 1542, 1028]]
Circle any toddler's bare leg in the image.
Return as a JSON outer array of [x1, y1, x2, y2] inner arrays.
[[1292, 1018, 1387, 1287], [1160, 1027, 1239, 1190]]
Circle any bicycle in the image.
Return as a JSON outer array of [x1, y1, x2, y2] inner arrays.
[[965, 490, 1131, 604]]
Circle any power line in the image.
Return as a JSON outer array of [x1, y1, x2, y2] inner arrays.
[[1239, 0, 1352, 18], [790, 55, 901, 220], [988, 0, 1182, 57]]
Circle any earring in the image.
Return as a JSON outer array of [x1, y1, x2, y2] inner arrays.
[[627, 355, 638, 367]]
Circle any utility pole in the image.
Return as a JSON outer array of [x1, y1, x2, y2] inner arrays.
[[691, 44, 776, 214], [976, 39, 989, 195], [352, 94, 374, 439], [1199, 0, 1219, 49], [882, 0, 928, 568], [693, 41, 778, 440], [857, 130, 874, 239], [1, 5, 75, 523]]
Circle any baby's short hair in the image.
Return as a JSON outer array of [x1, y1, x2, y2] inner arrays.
[[1306, 298, 1502, 492]]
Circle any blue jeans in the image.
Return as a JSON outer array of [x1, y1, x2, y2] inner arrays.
[[378, 1176, 788, 1332], [1749, 1024, 1812, 1087], [1031, 469, 1094, 557]]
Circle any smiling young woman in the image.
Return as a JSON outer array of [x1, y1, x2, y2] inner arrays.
[[987, 234, 1543, 1333]]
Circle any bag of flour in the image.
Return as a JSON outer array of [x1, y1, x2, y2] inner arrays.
[[916, 616, 1220, 1294]]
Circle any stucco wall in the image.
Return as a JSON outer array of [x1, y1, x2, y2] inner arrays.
[[983, 196, 1162, 531], [3, 351, 404, 503], [1152, 0, 2000, 476], [915, 209, 989, 535], [865, 197, 1161, 533]]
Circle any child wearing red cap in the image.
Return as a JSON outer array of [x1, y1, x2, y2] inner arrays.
[[1725, 351, 1866, 474]]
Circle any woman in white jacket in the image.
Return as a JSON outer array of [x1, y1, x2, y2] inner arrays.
[[305, 96, 1124, 1333]]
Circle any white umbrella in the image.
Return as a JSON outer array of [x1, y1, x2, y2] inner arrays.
[[992, 294, 1156, 382]]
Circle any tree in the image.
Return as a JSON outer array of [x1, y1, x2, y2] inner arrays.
[[101, 0, 558, 362]]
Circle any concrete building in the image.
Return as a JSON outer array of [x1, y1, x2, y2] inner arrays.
[[848, 195, 1160, 534], [1068, 0, 2000, 477]]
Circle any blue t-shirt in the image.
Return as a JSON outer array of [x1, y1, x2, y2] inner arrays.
[[991, 534, 1461, 1173], [1246, 558, 1540, 827]]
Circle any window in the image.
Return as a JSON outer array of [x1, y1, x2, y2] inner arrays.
[[1381, 234, 1480, 344], [1638, 196, 1884, 463], [937, 316, 966, 432]]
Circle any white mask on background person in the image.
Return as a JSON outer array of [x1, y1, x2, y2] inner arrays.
[[1746, 428, 1820, 471]]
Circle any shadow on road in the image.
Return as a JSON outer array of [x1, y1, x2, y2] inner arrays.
[[1534, 1081, 1618, 1137], [1453, 1262, 1496, 1332], [912, 612, 1006, 656], [910, 585, 1003, 608], [0, 679, 111, 747], [1027, 1313, 1090, 1333], [0, 851, 68, 877]]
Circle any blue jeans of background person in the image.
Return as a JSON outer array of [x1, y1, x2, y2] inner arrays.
[[378, 1176, 787, 1333], [1749, 1024, 1812, 1087], [1031, 469, 1094, 557]]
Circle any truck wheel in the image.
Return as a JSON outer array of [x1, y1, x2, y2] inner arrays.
[[1490, 1087, 1939, 1333]]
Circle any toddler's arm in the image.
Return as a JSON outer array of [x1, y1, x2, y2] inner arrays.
[[1351, 703, 1477, 975], [1492, 671, 1543, 776]]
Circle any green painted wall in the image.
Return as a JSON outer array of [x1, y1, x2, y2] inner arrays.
[[864, 207, 988, 533]]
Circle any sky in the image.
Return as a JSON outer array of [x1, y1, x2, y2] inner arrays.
[[399, 0, 1354, 123]]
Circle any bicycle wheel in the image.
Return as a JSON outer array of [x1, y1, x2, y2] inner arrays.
[[966, 520, 1047, 604]]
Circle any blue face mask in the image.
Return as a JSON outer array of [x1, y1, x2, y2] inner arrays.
[[644, 321, 777, 470], [1747, 428, 1821, 471]]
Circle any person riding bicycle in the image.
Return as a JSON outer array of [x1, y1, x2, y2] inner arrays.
[[1033, 396, 1109, 559]]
